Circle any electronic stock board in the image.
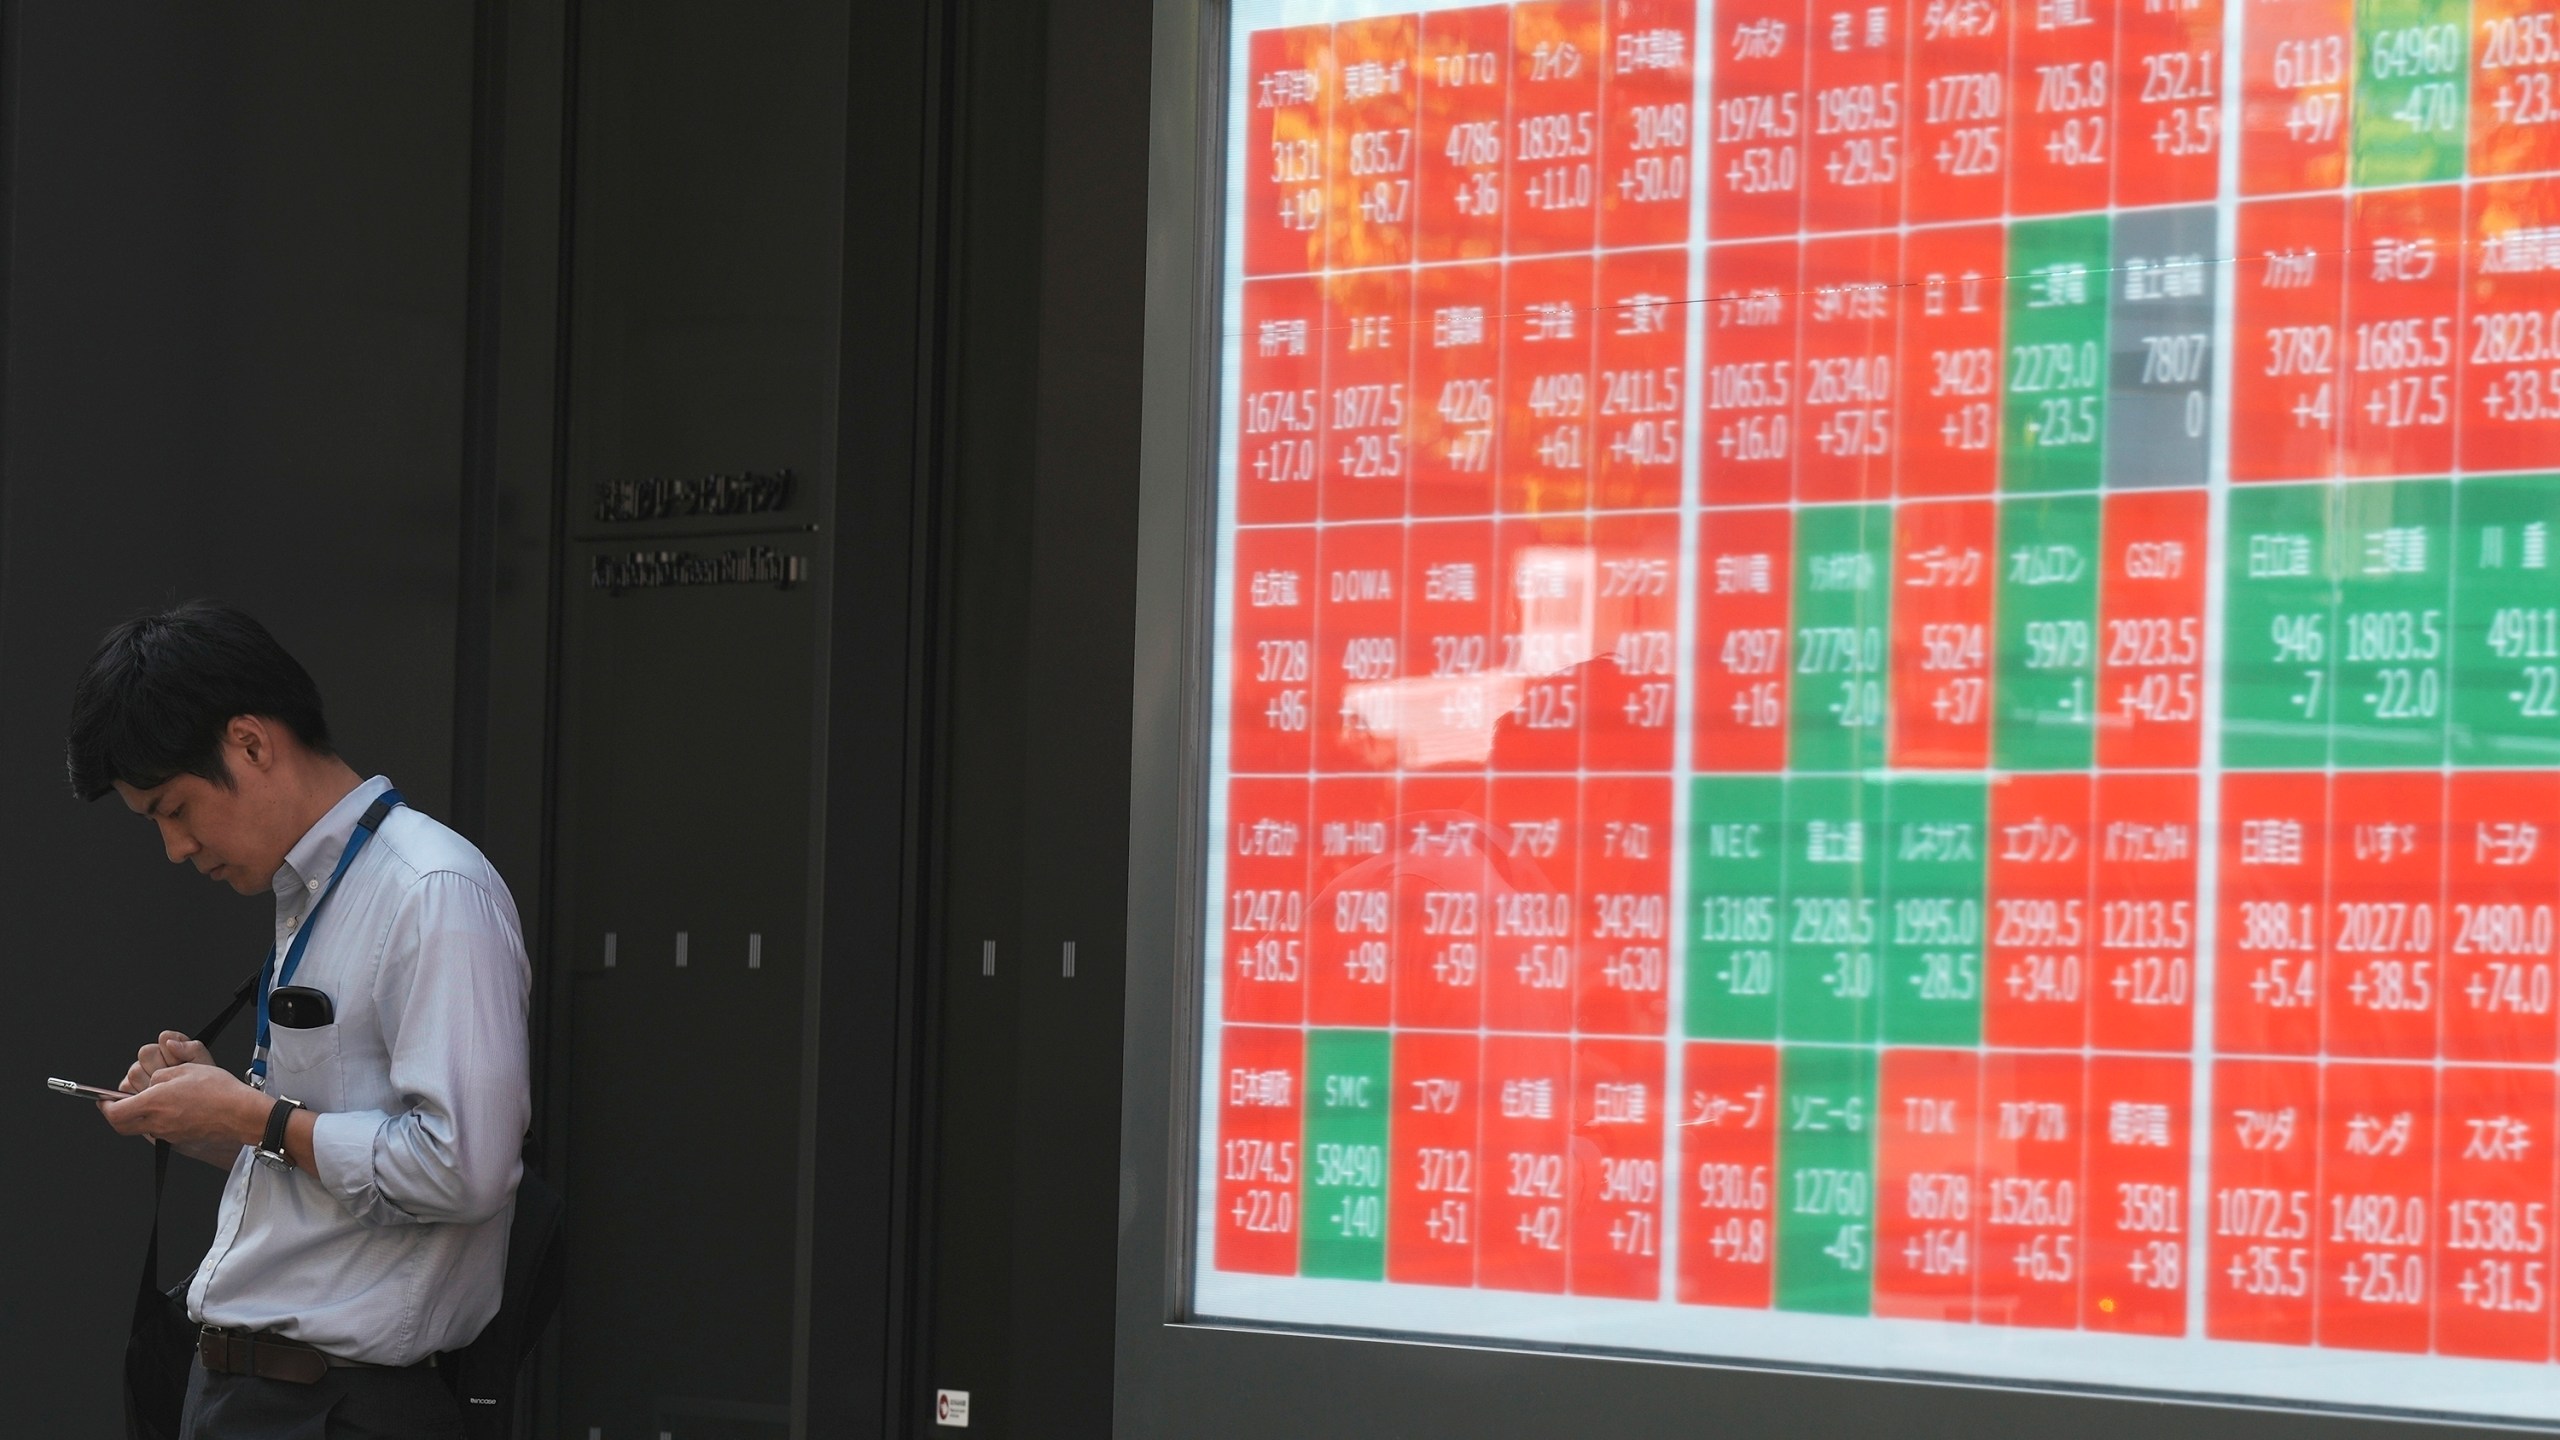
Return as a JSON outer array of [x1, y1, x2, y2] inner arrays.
[[1193, 0, 2560, 1421]]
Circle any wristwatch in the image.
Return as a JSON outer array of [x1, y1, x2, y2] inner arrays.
[[258, 1096, 305, 1169]]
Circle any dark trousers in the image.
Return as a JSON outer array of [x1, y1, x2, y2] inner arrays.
[[179, 1355, 466, 1440]]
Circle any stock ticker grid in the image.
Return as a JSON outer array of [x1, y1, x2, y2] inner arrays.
[[1196, 0, 2560, 1417]]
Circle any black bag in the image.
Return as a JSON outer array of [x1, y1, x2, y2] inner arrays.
[[443, 1163, 566, 1437], [123, 970, 260, 1440]]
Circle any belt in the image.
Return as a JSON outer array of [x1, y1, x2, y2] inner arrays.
[[197, 1327, 436, 1385]]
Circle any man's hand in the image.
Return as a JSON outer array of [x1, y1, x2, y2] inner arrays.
[[102, 1061, 267, 1155], [122, 1030, 213, 1095]]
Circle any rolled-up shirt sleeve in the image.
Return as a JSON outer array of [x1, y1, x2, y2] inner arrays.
[[309, 870, 530, 1227]]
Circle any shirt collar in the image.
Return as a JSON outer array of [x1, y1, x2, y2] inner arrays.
[[273, 775, 396, 907]]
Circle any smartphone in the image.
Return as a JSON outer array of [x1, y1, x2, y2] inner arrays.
[[46, 1077, 129, 1103]]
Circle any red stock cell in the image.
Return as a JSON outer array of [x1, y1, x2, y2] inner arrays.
[[1490, 517, 1591, 772], [1976, 1051, 2086, 1331], [2317, 1062, 2435, 1353], [1387, 1030, 1482, 1286], [1986, 772, 2095, 1049], [1889, 499, 1997, 769], [1314, 523, 1405, 772], [1418, 7, 1511, 262], [2435, 1064, 2558, 1360], [2343, 184, 2461, 479], [1393, 774, 1491, 1031], [1577, 776, 1673, 1035], [1904, 0, 2007, 222], [1508, 0, 1606, 254], [1874, 1048, 1982, 1322], [1321, 267, 1414, 522], [1308, 775, 1397, 1027], [2229, 196, 2345, 483], [1236, 277, 1326, 525], [2082, 1055, 2192, 1336], [1594, 246, 1689, 512], [2007, 0, 2116, 215], [2445, 771, 2560, 1063], [1480, 1034, 1574, 1292], [1569, 1037, 1667, 1298], [1411, 263, 1504, 517], [2463, 178, 2560, 475], [1214, 1025, 1306, 1275], [1702, 240, 1800, 507], [1897, 224, 2005, 497], [1705, 0, 1809, 237], [1600, 0, 1697, 249], [1693, 506, 1793, 771], [1678, 1042, 1780, 1308], [1501, 256, 1597, 514], [1244, 25, 1331, 276], [1325, 15, 1417, 272], [1803, 0, 1907, 232], [1798, 231, 1900, 503], [2325, 771, 2445, 1059], [2114, 0, 2223, 206], [2238, 0, 2350, 195], [2090, 772, 2202, 1052], [1228, 525, 1317, 774], [1486, 775, 1583, 1033], [2474, 0, 2560, 177], [2215, 770, 2328, 1056], [2206, 1058, 2320, 1343], [1587, 513, 1682, 771], [2096, 489, 2208, 768], [1223, 778, 1311, 1026], [1404, 520, 1498, 770]]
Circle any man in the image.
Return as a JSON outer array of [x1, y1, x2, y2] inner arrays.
[[68, 602, 531, 1440]]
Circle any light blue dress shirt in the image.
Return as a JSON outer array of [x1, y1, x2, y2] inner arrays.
[[186, 775, 532, 1365]]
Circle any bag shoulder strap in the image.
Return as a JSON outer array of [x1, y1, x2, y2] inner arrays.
[[197, 968, 261, 1050], [143, 963, 265, 1276]]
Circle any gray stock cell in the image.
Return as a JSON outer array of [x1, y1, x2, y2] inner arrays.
[[2104, 205, 2219, 490]]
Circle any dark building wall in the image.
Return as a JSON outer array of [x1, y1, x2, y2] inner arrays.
[[0, 2, 1150, 1435], [916, 0, 1153, 1432], [0, 9, 481, 1437]]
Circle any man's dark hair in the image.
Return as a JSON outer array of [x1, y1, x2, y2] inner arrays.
[[65, 601, 335, 800]]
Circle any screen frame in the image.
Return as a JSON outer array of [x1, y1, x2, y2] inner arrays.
[[1111, 2, 2552, 1433]]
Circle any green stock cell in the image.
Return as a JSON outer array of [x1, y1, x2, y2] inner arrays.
[[1299, 1029, 1390, 1280], [2223, 483, 2338, 768], [1993, 494, 2101, 770], [1774, 1044, 1878, 1316], [1688, 776, 1787, 1040], [2332, 478, 2452, 766], [2352, 0, 2469, 187], [1881, 778, 1987, 1046], [2002, 216, 2111, 495], [2452, 476, 2560, 765], [1779, 776, 1885, 1045], [1787, 505, 1893, 772]]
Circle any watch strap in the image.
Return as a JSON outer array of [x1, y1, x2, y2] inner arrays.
[[259, 1096, 303, 1167]]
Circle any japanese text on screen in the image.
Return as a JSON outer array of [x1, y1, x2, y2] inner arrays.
[[1195, 0, 2560, 1421]]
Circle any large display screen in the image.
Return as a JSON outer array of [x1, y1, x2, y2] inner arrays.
[[1193, 0, 2560, 1421]]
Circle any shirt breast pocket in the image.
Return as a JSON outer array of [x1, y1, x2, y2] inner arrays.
[[266, 1017, 343, 1114]]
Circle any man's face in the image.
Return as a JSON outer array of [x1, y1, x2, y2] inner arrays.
[[114, 748, 284, 896]]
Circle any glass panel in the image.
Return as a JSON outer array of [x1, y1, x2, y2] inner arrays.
[[1196, 0, 2560, 1422]]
